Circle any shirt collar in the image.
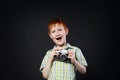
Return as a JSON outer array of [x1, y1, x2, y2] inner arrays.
[[54, 43, 73, 50], [65, 43, 73, 50]]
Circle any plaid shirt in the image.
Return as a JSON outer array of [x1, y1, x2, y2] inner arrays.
[[40, 43, 88, 80]]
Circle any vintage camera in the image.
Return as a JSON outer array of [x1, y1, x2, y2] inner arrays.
[[54, 49, 70, 62]]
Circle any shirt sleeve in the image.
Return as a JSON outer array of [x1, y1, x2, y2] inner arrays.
[[39, 50, 51, 71], [75, 47, 88, 66]]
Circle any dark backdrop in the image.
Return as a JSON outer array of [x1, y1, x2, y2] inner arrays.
[[1, 0, 113, 80]]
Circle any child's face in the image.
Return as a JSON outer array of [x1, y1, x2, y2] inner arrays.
[[49, 24, 68, 47]]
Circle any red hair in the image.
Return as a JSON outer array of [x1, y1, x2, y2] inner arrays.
[[47, 18, 68, 33]]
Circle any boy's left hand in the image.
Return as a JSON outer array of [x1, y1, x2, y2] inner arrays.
[[68, 50, 76, 64]]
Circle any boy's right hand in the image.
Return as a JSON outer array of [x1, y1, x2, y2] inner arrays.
[[49, 47, 59, 61]]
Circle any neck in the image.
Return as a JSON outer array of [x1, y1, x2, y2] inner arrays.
[[56, 42, 67, 49]]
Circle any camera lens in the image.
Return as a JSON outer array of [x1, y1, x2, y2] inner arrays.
[[60, 54, 67, 61]]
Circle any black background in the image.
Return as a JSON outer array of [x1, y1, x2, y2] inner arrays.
[[1, 0, 113, 80]]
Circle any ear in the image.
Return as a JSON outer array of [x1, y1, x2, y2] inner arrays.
[[66, 28, 69, 35]]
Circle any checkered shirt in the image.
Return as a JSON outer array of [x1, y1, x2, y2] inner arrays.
[[40, 43, 88, 80]]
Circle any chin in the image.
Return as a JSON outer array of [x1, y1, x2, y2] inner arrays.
[[56, 42, 65, 46]]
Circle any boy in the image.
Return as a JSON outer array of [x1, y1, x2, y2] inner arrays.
[[40, 18, 88, 80]]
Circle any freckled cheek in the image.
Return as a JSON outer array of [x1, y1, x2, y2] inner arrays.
[[50, 33, 55, 37], [60, 31, 64, 34], [53, 35, 56, 39], [52, 35, 56, 40]]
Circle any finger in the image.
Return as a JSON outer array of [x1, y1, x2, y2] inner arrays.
[[54, 51, 59, 56], [53, 47, 59, 51], [68, 54, 72, 58], [68, 50, 74, 54], [68, 56, 71, 58]]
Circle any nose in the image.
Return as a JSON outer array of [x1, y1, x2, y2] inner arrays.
[[55, 31, 60, 36]]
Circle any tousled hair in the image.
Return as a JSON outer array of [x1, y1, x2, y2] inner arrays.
[[47, 18, 68, 33]]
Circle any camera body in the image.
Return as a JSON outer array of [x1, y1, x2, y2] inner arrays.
[[54, 49, 70, 63]]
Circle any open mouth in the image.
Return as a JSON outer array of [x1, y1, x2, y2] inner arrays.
[[56, 37, 62, 40]]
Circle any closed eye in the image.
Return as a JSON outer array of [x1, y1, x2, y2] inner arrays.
[[51, 30, 55, 33], [58, 29, 62, 31]]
